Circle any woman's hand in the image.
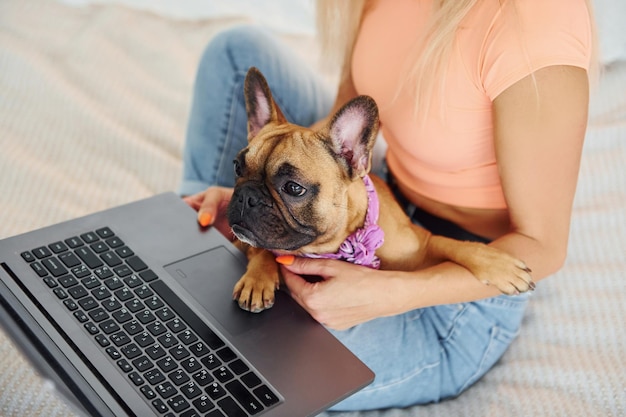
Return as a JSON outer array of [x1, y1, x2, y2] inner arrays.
[[278, 256, 400, 330], [183, 186, 235, 240]]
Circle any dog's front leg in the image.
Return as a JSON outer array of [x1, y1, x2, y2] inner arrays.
[[232, 242, 280, 312], [425, 236, 534, 295]]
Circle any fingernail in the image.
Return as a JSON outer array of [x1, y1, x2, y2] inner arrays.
[[275, 255, 295, 266], [199, 212, 213, 227]]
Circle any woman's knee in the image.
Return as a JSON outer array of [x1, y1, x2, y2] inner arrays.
[[200, 25, 275, 74]]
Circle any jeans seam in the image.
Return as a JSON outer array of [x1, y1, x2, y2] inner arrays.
[[358, 359, 441, 394]]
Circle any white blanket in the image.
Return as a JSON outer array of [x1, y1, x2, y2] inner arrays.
[[1, 1, 624, 416]]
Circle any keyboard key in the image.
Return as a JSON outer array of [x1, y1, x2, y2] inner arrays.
[[169, 369, 190, 386], [201, 354, 221, 371], [42, 258, 68, 277], [192, 369, 214, 386], [73, 310, 89, 323], [94, 266, 113, 280], [134, 332, 155, 347], [84, 322, 99, 335], [78, 296, 98, 311], [155, 307, 175, 322], [60, 252, 82, 268], [189, 341, 210, 357], [105, 236, 124, 248], [64, 236, 84, 248], [21, 251, 35, 262], [68, 285, 88, 299], [99, 319, 120, 334], [75, 247, 103, 269], [134, 285, 154, 299], [155, 381, 177, 399], [145, 296, 164, 310], [151, 398, 169, 413], [137, 310, 156, 324], [241, 372, 261, 389], [192, 395, 214, 412], [169, 345, 190, 361], [110, 332, 131, 347], [121, 343, 141, 359], [88, 307, 109, 323], [43, 277, 57, 288], [117, 359, 133, 373], [90, 242, 109, 254], [132, 356, 154, 372], [140, 385, 157, 400], [114, 287, 134, 302], [166, 318, 186, 333], [63, 299, 78, 311], [105, 346, 121, 360], [216, 347, 236, 363], [128, 371, 145, 386], [95, 227, 114, 239], [113, 265, 132, 277], [72, 265, 91, 278], [146, 321, 167, 336], [178, 330, 198, 345], [58, 275, 78, 288], [81, 275, 100, 289], [103, 277, 124, 290], [229, 359, 249, 376], [156, 356, 178, 373], [206, 382, 227, 400], [127, 255, 148, 272], [181, 357, 202, 374], [123, 320, 144, 336], [92, 286, 112, 300], [167, 394, 190, 413], [157, 333, 177, 348], [123, 275, 142, 288], [102, 297, 122, 312], [115, 246, 134, 258], [213, 366, 234, 384], [112, 308, 133, 323], [146, 344, 166, 360], [253, 384, 280, 407], [32, 246, 52, 259], [30, 262, 48, 277], [225, 379, 263, 415], [95, 334, 110, 347], [144, 369, 166, 385], [53, 288, 68, 299], [216, 397, 246, 417], [139, 269, 158, 282], [101, 252, 122, 267], [49, 241, 69, 254], [80, 232, 99, 244]]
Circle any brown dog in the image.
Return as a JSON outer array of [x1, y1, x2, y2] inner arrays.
[[226, 67, 533, 313]]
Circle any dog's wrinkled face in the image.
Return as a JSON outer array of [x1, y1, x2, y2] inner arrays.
[[227, 67, 379, 254]]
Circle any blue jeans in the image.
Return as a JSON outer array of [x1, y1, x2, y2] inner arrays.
[[179, 25, 530, 411]]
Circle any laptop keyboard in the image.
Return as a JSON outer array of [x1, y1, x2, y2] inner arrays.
[[20, 227, 279, 417]]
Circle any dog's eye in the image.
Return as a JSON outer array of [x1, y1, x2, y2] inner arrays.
[[282, 181, 307, 197], [233, 159, 242, 177]]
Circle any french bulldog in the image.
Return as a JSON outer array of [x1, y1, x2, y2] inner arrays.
[[226, 67, 534, 313]]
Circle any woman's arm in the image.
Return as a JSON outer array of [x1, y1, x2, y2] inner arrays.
[[282, 65, 590, 330]]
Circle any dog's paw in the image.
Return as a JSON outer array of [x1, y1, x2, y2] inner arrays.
[[232, 273, 280, 313], [465, 245, 535, 295]]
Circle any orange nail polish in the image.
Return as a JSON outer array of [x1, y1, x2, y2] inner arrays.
[[275, 255, 295, 266], [199, 212, 213, 227]]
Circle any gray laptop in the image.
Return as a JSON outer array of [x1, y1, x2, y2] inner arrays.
[[0, 192, 373, 417]]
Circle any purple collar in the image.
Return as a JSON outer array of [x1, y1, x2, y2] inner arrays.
[[301, 175, 385, 269]]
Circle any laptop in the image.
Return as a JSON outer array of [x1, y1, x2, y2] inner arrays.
[[0, 192, 374, 417]]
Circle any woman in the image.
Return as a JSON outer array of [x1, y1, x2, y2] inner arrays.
[[180, 0, 595, 410]]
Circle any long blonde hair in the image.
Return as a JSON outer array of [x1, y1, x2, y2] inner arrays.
[[316, 0, 598, 114]]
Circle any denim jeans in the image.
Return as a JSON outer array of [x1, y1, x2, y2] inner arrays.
[[179, 25, 530, 411]]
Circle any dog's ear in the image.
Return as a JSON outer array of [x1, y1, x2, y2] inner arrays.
[[326, 95, 379, 179], [244, 67, 286, 139]]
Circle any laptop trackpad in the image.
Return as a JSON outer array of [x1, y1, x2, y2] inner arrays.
[[164, 246, 271, 336]]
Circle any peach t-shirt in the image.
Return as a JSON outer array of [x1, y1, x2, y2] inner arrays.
[[352, 0, 592, 208]]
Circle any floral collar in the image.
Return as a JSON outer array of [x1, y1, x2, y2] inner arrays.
[[301, 175, 384, 269]]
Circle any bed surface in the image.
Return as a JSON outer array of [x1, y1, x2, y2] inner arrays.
[[1, 1, 624, 416]]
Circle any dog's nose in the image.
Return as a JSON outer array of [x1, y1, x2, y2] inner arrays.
[[245, 194, 260, 208]]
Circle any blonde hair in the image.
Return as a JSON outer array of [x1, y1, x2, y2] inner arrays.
[[316, 0, 599, 114]]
